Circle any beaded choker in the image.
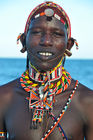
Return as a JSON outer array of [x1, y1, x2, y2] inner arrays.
[[29, 58, 63, 83], [29, 62, 63, 82]]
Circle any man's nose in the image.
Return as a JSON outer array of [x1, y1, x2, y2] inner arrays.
[[40, 33, 52, 47]]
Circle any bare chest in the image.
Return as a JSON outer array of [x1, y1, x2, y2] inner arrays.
[[5, 95, 84, 140]]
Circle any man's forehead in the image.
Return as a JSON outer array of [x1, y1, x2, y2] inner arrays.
[[29, 16, 66, 31]]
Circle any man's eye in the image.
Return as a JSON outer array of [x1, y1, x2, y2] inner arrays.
[[31, 31, 42, 35], [53, 32, 64, 37]]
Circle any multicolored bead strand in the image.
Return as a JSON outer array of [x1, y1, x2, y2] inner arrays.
[[50, 113, 68, 140], [0, 132, 6, 138], [41, 80, 79, 140], [24, 1, 71, 38], [20, 67, 71, 94]]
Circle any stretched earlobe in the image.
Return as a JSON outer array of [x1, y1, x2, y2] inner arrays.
[[64, 37, 78, 57], [64, 49, 72, 57], [67, 38, 75, 50], [67, 37, 79, 50], [17, 33, 26, 53], [20, 46, 26, 53]]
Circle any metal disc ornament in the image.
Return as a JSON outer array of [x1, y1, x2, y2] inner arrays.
[[45, 8, 54, 17]]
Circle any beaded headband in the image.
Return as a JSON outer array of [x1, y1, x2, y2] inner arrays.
[[24, 1, 71, 38]]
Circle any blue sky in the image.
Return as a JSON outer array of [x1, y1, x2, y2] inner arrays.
[[0, 0, 93, 59]]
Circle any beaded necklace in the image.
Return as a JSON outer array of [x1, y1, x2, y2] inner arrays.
[[42, 80, 79, 140], [20, 63, 79, 139], [20, 67, 71, 93], [29, 61, 63, 82], [20, 64, 71, 124]]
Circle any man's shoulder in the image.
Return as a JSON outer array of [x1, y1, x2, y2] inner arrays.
[[77, 82, 93, 101], [0, 78, 20, 94], [71, 80, 93, 102], [75, 82, 93, 123], [0, 78, 20, 109], [75, 81, 93, 106]]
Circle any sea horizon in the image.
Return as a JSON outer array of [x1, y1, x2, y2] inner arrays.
[[0, 58, 93, 90]]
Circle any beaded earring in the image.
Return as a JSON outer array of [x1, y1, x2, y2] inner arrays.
[[64, 38, 79, 57]]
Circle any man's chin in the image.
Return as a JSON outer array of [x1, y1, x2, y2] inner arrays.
[[31, 60, 60, 72], [29, 54, 63, 71]]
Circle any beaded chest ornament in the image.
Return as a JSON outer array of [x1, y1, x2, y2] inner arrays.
[[20, 64, 79, 140], [20, 61, 71, 128]]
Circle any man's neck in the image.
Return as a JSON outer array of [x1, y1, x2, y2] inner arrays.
[[29, 62, 63, 82]]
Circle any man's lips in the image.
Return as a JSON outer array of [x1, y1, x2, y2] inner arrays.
[[37, 51, 54, 60], [29, 50, 63, 62]]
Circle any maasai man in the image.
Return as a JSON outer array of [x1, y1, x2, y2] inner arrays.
[[0, 1, 93, 140]]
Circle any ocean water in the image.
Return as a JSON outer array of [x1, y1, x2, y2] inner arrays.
[[0, 58, 93, 90]]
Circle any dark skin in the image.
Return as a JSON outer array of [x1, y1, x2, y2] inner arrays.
[[0, 16, 93, 140], [26, 16, 68, 71]]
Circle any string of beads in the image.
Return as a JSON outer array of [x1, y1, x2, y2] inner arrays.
[[20, 67, 71, 95], [41, 80, 79, 140]]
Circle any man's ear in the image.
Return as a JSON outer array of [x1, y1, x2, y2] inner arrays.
[[64, 38, 76, 57], [67, 38, 75, 50], [17, 33, 26, 53]]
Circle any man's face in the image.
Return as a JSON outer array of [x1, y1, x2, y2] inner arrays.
[[26, 16, 68, 71]]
